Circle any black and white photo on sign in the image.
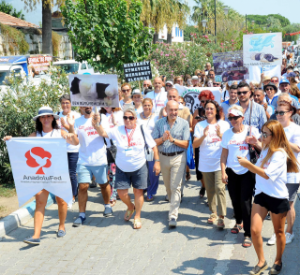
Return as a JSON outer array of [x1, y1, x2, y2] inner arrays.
[[123, 61, 152, 82], [69, 74, 119, 107]]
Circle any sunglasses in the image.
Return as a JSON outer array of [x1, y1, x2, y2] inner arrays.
[[123, 116, 135, 121], [209, 74, 214, 77], [122, 89, 130, 93], [228, 116, 241, 121], [275, 111, 290, 116], [237, 91, 248, 96], [265, 88, 274, 91], [166, 84, 172, 87], [201, 100, 207, 104], [262, 131, 272, 138]]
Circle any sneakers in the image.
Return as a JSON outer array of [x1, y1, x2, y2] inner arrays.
[[267, 233, 276, 246], [169, 218, 177, 229], [266, 212, 271, 220], [285, 232, 294, 244], [73, 216, 86, 227], [23, 237, 40, 245], [103, 206, 113, 217]]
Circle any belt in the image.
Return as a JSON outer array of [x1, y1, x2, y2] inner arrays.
[[160, 151, 184, 157]]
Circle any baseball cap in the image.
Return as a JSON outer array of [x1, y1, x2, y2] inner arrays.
[[227, 109, 244, 118], [263, 82, 278, 92], [280, 78, 290, 85], [294, 68, 299, 72], [191, 76, 199, 80], [132, 89, 141, 96], [165, 80, 173, 86]]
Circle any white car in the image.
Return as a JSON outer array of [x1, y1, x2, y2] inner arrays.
[[52, 60, 94, 74]]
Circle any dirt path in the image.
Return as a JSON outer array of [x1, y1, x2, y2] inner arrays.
[[0, 195, 34, 219]]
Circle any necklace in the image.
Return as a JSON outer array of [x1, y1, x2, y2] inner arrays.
[[141, 112, 152, 119]]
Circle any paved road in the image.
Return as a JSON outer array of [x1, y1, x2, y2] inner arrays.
[[0, 172, 299, 275]]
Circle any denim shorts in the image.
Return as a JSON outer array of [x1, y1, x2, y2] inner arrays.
[[115, 163, 148, 190], [77, 164, 108, 184], [286, 184, 300, 202]]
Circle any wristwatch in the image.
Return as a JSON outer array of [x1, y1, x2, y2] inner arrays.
[[172, 138, 175, 143]]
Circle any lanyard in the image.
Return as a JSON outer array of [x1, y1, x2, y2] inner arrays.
[[125, 126, 136, 147]]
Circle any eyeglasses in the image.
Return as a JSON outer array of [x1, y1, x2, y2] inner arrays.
[[40, 115, 53, 119], [61, 102, 70, 105], [122, 89, 130, 93], [201, 100, 207, 104], [228, 116, 241, 121], [265, 88, 274, 91], [275, 111, 290, 116], [166, 84, 172, 87], [123, 116, 135, 121], [262, 131, 272, 138], [237, 91, 248, 96]]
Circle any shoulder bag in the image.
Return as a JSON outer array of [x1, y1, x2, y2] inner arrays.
[[140, 125, 154, 162], [103, 138, 117, 164]]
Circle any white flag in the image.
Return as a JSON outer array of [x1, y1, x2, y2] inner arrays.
[[6, 138, 72, 206]]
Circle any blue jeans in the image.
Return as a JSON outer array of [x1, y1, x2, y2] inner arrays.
[[146, 160, 160, 197], [68, 152, 79, 197]]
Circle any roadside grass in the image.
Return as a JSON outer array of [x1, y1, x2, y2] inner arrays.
[[0, 184, 16, 198], [0, 205, 7, 212]]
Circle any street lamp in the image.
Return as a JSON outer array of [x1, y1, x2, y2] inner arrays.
[[201, 19, 207, 34], [223, 6, 229, 16]]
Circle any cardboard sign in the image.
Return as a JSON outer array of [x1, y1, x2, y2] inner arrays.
[[123, 61, 152, 82], [69, 74, 119, 107], [213, 51, 248, 83], [243, 33, 282, 66], [6, 138, 72, 206], [27, 56, 52, 72]]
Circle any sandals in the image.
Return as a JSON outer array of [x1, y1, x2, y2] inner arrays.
[[133, 218, 142, 229], [110, 200, 116, 207], [249, 261, 268, 275], [199, 187, 205, 198], [124, 206, 135, 221], [231, 224, 243, 234], [242, 236, 252, 248], [207, 213, 217, 224], [217, 218, 225, 229], [186, 172, 191, 181]]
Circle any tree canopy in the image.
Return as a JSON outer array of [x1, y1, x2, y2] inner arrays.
[[0, 0, 25, 20]]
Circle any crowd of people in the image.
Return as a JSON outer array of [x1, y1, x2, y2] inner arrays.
[[4, 59, 300, 275]]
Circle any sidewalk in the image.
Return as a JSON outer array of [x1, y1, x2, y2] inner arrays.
[[0, 172, 299, 275]]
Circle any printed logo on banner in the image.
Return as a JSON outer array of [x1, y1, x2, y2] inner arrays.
[[25, 147, 52, 175]]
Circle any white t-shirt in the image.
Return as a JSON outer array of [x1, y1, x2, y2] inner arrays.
[[145, 89, 167, 115], [255, 148, 289, 199], [120, 100, 134, 111], [137, 113, 159, 134], [194, 120, 230, 172], [106, 125, 156, 172], [105, 110, 124, 147], [221, 125, 260, 175], [36, 129, 61, 138], [57, 111, 81, 152], [135, 105, 143, 115], [284, 122, 300, 183], [74, 114, 108, 166]]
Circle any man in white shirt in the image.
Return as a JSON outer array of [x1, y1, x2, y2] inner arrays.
[[145, 77, 167, 115], [70, 106, 112, 227]]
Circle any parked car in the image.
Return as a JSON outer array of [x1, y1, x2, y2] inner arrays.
[[52, 60, 94, 74]]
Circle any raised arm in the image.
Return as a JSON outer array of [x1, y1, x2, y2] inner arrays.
[[92, 113, 109, 138]]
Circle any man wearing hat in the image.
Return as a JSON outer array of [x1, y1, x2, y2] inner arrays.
[[191, 76, 199, 87], [165, 80, 173, 92], [270, 78, 300, 110]]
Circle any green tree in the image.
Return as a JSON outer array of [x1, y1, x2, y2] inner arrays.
[[283, 23, 300, 42], [0, 0, 25, 20], [62, 0, 153, 74]]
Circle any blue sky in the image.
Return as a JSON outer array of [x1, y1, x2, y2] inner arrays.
[[7, 0, 300, 26]]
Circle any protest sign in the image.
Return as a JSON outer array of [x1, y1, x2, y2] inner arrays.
[[27, 56, 52, 73], [213, 51, 249, 83], [243, 33, 282, 66], [6, 138, 72, 206], [69, 74, 119, 107], [249, 64, 281, 84], [174, 84, 221, 114], [123, 61, 152, 82]]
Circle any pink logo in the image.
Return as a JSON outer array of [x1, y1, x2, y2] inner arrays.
[[25, 147, 52, 174]]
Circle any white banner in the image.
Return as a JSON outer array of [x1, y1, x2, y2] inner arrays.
[[243, 33, 282, 67], [69, 74, 119, 107], [6, 138, 72, 206], [174, 84, 221, 114], [249, 65, 281, 83]]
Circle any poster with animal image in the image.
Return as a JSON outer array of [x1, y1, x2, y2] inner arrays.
[[213, 51, 249, 83], [175, 85, 221, 114], [6, 138, 72, 206], [243, 33, 282, 66], [69, 74, 119, 107]]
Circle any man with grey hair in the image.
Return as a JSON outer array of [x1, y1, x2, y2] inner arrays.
[[152, 100, 190, 229]]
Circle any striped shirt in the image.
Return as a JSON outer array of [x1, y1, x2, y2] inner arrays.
[[152, 117, 190, 154]]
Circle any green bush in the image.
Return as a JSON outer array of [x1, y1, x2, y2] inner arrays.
[[0, 70, 69, 186]]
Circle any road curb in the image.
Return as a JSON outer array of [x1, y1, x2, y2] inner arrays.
[[0, 194, 56, 240]]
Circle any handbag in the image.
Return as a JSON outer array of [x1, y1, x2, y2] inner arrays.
[[140, 125, 154, 162], [103, 138, 117, 164], [248, 100, 260, 164]]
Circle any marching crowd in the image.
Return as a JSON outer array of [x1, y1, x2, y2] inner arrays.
[[4, 59, 300, 275]]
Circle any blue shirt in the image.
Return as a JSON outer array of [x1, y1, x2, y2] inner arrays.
[[152, 117, 190, 154], [221, 100, 238, 123], [271, 93, 300, 110], [237, 101, 267, 132]]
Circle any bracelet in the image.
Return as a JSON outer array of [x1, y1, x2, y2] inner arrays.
[[154, 159, 160, 162]]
